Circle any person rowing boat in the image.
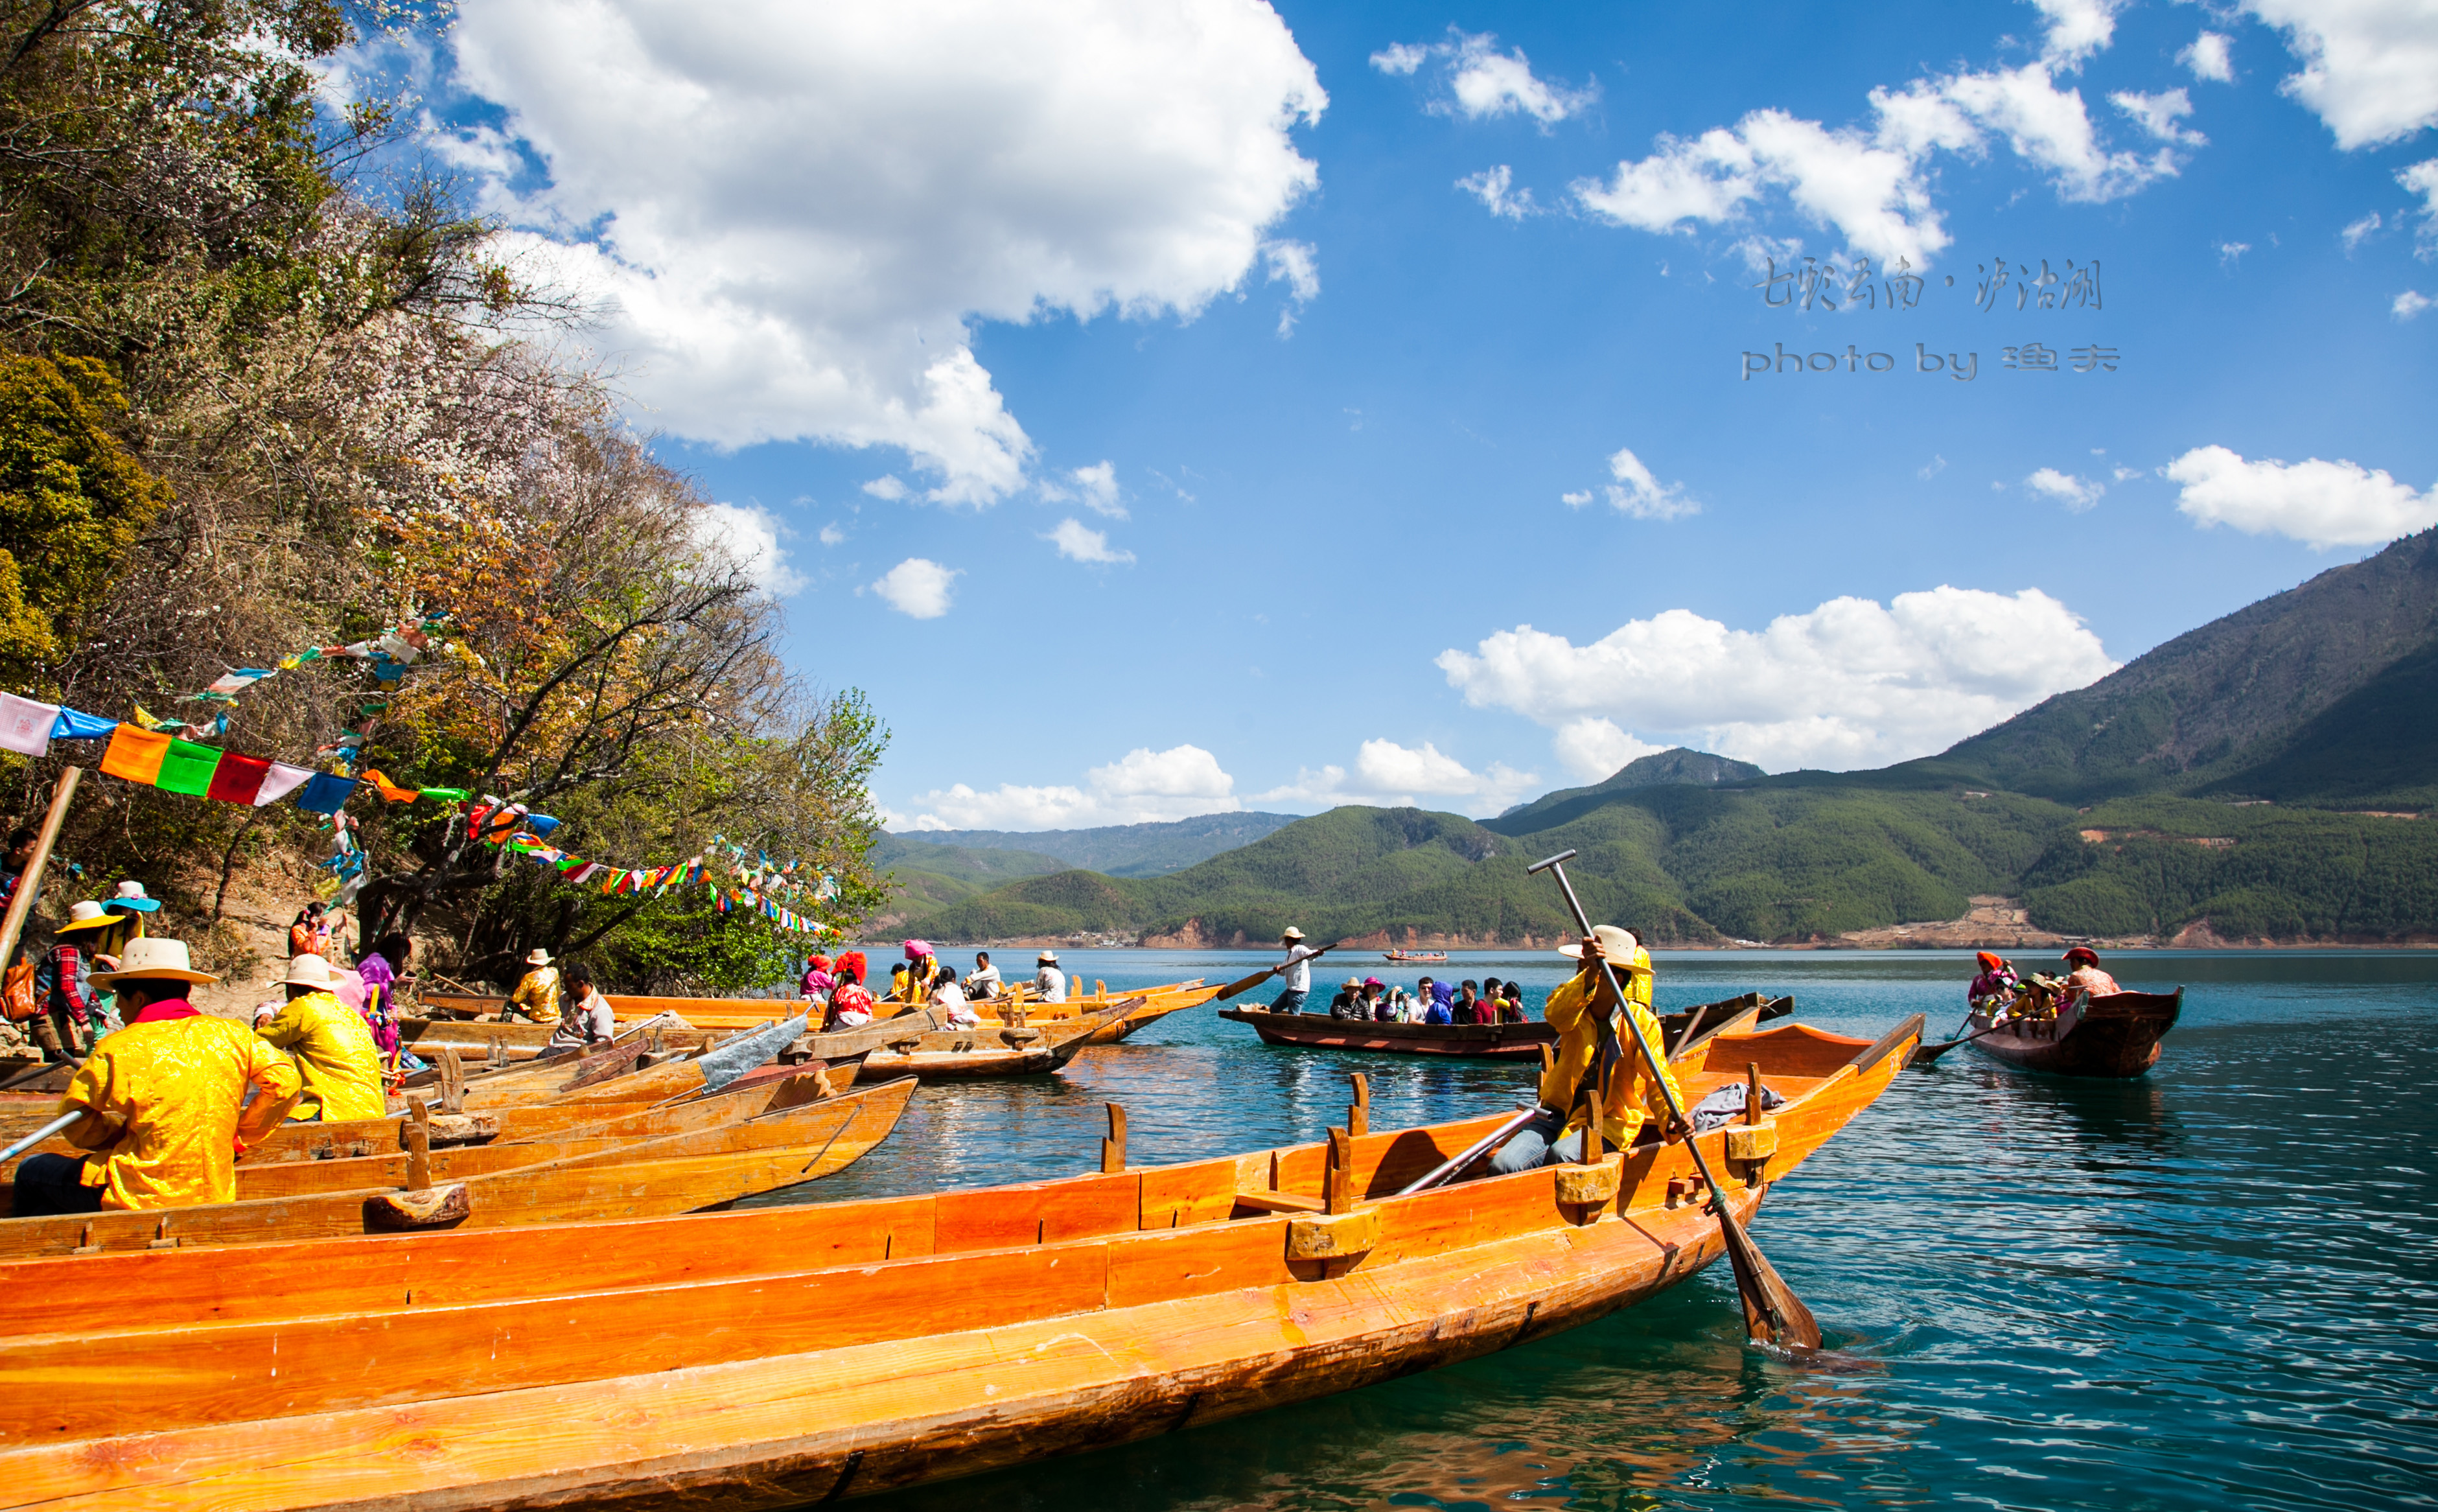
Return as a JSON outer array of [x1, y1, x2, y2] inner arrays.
[[1489, 924, 1685, 1172]]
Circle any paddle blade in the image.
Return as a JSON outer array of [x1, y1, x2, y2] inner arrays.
[[1720, 1210, 1822, 1353], [1211, 968, 1277, 1003]]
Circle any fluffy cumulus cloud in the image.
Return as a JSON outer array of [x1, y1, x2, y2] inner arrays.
[[2180, 30, 2236, 84], [2025, 467, 2104, 510], [2111, 88, 2205, 146], [2404, 159, 2438, 254], [1371, 30, 1595, 127], [1039, 461, 1124, 517], [1252, 739, 1540, 818], [2245, 0, 2438, 148], [2397, 290, 2434, 318], [691, 501, 804, 594], [1596, 447, 1699, 520], [2167, 445, 2438, 548], [1551, 718, 1664, 782], [868, 558, 962, 618], [437, 0, 1325, 503], [1457, 165, 1537, 219], [1044, 518, 1135, 564], [1436, 586, 2117, 773], [1572, 0, 2181, 265], [905, 744, 1239, 829]]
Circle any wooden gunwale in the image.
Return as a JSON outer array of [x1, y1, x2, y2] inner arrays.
[[411, 981, 1207, 1036], [0, 1016, 1918, 1506], [854, 999, 1134, 1081], [1966, 988, 2180, 1077], [0, 1076, 916, 1259]]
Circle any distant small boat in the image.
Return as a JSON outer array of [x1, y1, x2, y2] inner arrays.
[[1966, 988, 2181, 1077], [1382, 949, 1448, 963]]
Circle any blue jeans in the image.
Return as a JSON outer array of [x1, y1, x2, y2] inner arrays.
[[1271, 988, 1309, 1015], [14, 1152, 105, 1216], [1487, 1110, 1585, 1176]]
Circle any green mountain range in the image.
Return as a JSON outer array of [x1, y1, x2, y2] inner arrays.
[[892, 529, 2438, 947]]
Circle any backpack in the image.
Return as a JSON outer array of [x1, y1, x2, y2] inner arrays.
[[1, 957, 36, 1022]]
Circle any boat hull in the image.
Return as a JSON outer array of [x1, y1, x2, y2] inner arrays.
[[1221, 1005, 1555, 1058], [1966, 988, 2181, 1077]]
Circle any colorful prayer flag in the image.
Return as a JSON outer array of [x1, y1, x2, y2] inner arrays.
[[0, 694, 57, 756], [294, 773, 359, 815]]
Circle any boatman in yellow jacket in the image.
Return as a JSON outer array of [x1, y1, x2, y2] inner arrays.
[[253, 952, 388, 1122], [1490, 924, 1685, 1174], [11, 936, 301, 1216]]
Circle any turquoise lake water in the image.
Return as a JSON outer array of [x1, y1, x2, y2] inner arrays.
[[794, 948, 2438, 1512]]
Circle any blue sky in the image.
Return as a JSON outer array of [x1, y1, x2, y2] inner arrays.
[[360, 0, 2438, 830]]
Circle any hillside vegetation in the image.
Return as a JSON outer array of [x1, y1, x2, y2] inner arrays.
[[910, 533, 2438, 948]]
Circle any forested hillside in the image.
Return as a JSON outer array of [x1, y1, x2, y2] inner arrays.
[[0, 1, 885, 990], [911, 533, 2438, 948]]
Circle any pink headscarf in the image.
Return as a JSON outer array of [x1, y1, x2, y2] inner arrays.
[[903, 939, 934, 960]]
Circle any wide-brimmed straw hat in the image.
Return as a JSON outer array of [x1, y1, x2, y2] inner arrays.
[[1281, 926, 1306, 942], [1037, 951, 1060, 964], [1559, 925, 1647, 970], [283, 953, 338, 989], [524, 948, 552, 966], [89, 936, 218, 987], [108, 881, 162, 914], [54, 900, 118, 935], [2063, 946, 2100, 968]]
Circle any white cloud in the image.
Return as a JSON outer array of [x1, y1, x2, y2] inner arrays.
[[691, 501, 805, 595], [2397, 290, 2435, 318], [1552, 718, 1664, 782], [435, 0, 1325, 504], [1251, 739, 1540, 817], [1044, 517, 1135, 564], [2111, 465, 2142, 482], [1560, 489, 1594, 507], [2025, 467, 2104, 511], [1058, 461, 1124, 517], [2246, 0, 2438, 148], [2220, 240, 2252, 266], [1373, 30, 1596, 126], [1435, 586, 2117, 773], [818, 523, 846, 546], [2168, 444, 2438, 548], [2342, 212, 2383, 251], [1573, 12, 2181, 266], [1261, 239, 1319, 335], [1603, 447, 1699, 521], [1457, 165, 1538, 219], [2404, 159, 2438, 255], [907, 743, 1240, 829], [2180, 30, 2236, 83], [869, 557, 962, 618], [2111, 87, 2205, 146], [862, 476, 909, 502]]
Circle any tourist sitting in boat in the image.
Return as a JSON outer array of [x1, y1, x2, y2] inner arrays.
[[1034, 950, 1067, 1002], [506, 948, 559, 1023], [1405, 977, 1434, 1022], [1360, 977, 1387, 1018], [547, 961, 617, 1053], [964, 951, 1003, 999], [1480, 977, 1502, 1023], [826, 962, 875, 1029], [1968, 951, 2020, 1015], [798, 954, 830, 1000], [931, 971, 979, 1028], [252, 952, 386, 1122], [14, 936, 301, 1217], [1490, 925, 1685, 1176], [1329, 977, 1366, 1019], [1271, 927, 1318, 1014], [1499, 981, 1527, 1023], [1422, 980, 1456, 1025]]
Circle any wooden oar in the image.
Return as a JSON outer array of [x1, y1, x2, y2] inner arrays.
[[0, 1109, 82, 1164], [1910, 1018, 2005, 1066], [1529, 848, 1822, 1355], [1209, 942, 1345, 1003]]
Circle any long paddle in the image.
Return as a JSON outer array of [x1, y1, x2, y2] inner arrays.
[[1910, 1018, 2006, 1065], [1210, 942, 1344, 1003], [0, 1109, 84, 1164], [1529, 848, 1823, 1354]]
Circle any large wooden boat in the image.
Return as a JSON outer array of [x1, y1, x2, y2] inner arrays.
[[410, 979, 1208, 1041], [1966, 988, 2182, 1077], [0, 1012, 1920, 1507], [0, 1076, 915, 1258], [856, 999, 1135, 1080], [1220, 992, 1794, 1060]]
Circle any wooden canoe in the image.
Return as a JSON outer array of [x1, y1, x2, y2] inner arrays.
[[1966, 988, 2181, 1077], [0, 1013, 1920, 1506], [1219, 992, 1794, 1060], [412, 980, 1207, 1036], [857, 999, 1134, 1081], [0, 1076, 916, 1258]]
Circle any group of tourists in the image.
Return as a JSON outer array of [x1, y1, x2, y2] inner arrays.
[[1967, 945, 2122, 1022], [3, 874, 167, 1060], [499, 948, 617, 1053], [1323, 973, 1527, 1023]]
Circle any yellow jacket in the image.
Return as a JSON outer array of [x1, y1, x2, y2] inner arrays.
[[62, 1012, 302, 1209], [508, 966, 561, 1022], [254, 990, 387, 1122], [1535, 949, 1686, 1148]]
